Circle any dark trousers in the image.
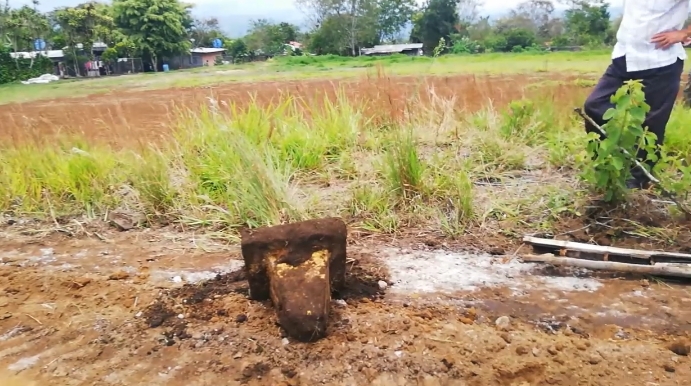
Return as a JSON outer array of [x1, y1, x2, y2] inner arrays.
[[584, 56, 683, 182]]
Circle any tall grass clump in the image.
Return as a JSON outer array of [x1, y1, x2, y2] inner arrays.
[[0, 140, 132, 216], [274, 91, 363, 175], [128, 149, 177, 215], [465, 106, 528, 176], [0, 91, 373, 230], [381, 128, 426, 200], [173, 104, 303, 228], [358, 122, 476, 234], [499, 99, 545, 146], [166, 92, 369, 228]]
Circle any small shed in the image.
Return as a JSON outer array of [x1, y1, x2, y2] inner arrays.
[[190, 47, 226, 66], [361, 43, 424, 57]]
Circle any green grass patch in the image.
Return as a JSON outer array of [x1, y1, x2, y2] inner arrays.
[[4, 80, 691, 241], [0, 49, 650, 105]]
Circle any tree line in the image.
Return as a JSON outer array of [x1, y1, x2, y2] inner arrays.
[[0, 0, 664, 72], [290, 0, 620, 55]]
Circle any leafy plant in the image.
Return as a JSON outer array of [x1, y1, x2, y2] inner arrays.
[[581, 80, 658, 202], [0, 45, 53, 84], [432, 36, 446, 58]]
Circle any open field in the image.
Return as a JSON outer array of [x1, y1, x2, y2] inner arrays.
[[2, 51, 691, 385], [0, 50, 619, 105]]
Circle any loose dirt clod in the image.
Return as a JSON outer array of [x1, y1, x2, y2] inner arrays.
[[240, 217, 347, 342], [108, 271, 130, 281], [588, 354, 602, 365]]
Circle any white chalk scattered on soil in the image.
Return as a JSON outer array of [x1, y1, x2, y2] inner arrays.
[[0, 326, 24, 342], [20, 248, 57, 266], [150, 260, 245, 284], [7, 355, 40, 371], [381, 248, 602, 294]]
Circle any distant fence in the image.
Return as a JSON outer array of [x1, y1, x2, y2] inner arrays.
[[163, 54, 273, 70], [111, 58, 144, 75], [225, 55, 272, 64], [60, 57, 144, 77], [165, 55, 201, 70]]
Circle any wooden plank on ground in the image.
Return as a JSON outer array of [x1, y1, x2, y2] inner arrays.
[[522, 253, 691, 279], [522, 236, 691, 264]]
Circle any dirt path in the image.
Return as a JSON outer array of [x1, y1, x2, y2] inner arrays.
[[0, 229, 689, 385]]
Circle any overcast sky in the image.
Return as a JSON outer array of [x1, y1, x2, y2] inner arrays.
[[15, 0, 625, 17], [12, 0, 625, 36]]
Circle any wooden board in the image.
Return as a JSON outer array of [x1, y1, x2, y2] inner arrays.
[[523, 236, 691, 265], [522, 253, 691, 279]]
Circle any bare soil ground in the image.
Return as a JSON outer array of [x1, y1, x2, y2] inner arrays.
[[1, 215, 691, 386], [2, 74, 691, 385]]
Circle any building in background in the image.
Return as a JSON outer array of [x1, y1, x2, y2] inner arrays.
[[190, 48, 227, 67], [360, 43, 424, 57]]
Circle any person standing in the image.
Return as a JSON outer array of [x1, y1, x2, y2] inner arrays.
[[583, 0, 690, 189]]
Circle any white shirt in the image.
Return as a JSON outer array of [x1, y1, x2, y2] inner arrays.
[[612, 0, 689, 71]]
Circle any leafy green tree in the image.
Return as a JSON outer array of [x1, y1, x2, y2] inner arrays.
[[502, 28, 537, 50], [0, 1, 9, 45], [308, 14, 349, 55], [226, 38, 249, 59], [467, 15, 492, 42], [53, 2, 114, 75], [297, 0, 409, 55], [5, 5, 50, 54], [482, 34, 509, 52], [374, 0, 416, 42], [100, 46, 118, 73], [499, 0, 556, 40], [189, 17, 226, 47], [244, 19, 300, 55], [409, 11, 423, 43], [410, 0, 460, 53], [562, 0, 612, 46], [277, 22, 300, 43], [112, 0, 193, 71], [347, 0, 381, 52]]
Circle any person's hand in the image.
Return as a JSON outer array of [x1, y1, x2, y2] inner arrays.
[[684, 37, 691, 47], [651, 30, 689, 49]]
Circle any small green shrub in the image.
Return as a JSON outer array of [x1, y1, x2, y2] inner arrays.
[[581, 80, 657, 202], [0, 46, 54, 84]]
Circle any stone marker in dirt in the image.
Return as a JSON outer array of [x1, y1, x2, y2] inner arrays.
[[240, 217, 347, 342]]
